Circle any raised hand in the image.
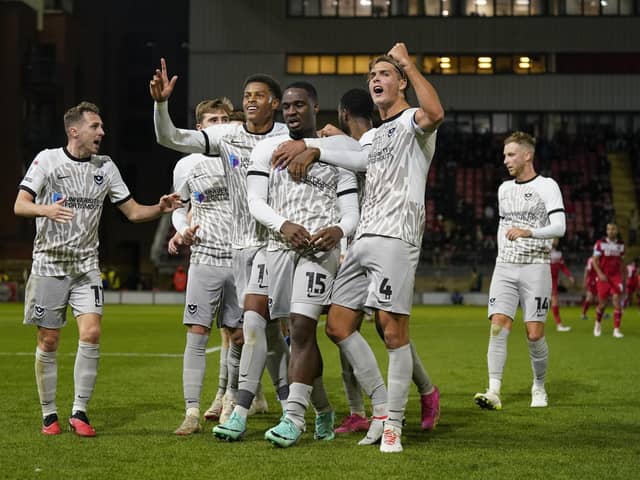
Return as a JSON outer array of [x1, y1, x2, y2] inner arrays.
[[149, 57, 178, 102], [46, 196, 74, 224], [387, 42, 411, 69]]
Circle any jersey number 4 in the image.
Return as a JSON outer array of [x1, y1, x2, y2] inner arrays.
[[379, 278, 393, 301]]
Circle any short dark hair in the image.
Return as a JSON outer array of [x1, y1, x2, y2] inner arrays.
[[285, 81, 318, 103], [243, 74, 282, 101], [64, 101, 100, 130], [194, 98, 233, 124], [340, 88, 373, 121]]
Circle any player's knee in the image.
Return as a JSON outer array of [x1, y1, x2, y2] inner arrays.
[[38, 332, 59, 352], [325, 320, 347, 343], [490, 323, 503, 336], [80, 325, 101, 344], [527, 331, 544, 342]]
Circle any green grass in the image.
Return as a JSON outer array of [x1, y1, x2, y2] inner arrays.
[[1, 303, 638, 479]]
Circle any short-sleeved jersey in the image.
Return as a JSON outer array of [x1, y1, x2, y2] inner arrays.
[[550, 248, 571, 280], [173, 153, 233, 267], [356, 108, 436, 248], [200, 122, 288, 250], [593, 237, 624, 277], [496, 175, 564, 264], [248, 134, 358, 253], [19, 147, 131, 276]]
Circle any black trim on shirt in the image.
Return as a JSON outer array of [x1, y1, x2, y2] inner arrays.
[[113, 194, 132, 206], [201, 130, 210, 156], [247, 170, 270, 178], [19, 185, 37, 198], [181, 198, 191, 203], [381, 108, 410, 125], [337, 188, 358, 197], [548, 208, 565, 216], [243, 122, 276, 136], [515, 174, 539, 185], [63, 147, 92, 163]]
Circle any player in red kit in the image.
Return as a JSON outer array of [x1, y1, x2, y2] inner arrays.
[[592, 223, 625, 338], [581, 256, 599, 320], [550, 239, 574, 332], [623, 258, 639, 309]]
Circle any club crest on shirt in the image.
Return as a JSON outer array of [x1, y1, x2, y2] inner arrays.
[[387, 127, 396, 137], [187, 304, 198, 315], [94, 172, 105, 185], [524, 192, 533, 200], [34, 304, 46, 319]]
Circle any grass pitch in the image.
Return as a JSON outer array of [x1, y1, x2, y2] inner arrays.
[[0, 303, 638, 479]]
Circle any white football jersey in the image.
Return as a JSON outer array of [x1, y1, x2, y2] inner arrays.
[[204, 122, 289, 249], [248, 135, 358, 252], [20, 148, 131, 276], [356, 109, 437, 247], [496, 175, 564, 264], [172, 153, 233, 267]]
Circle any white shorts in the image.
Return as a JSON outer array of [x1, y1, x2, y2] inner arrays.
[[24, 270, 103, 328], [232, 246, 269, 305], [331, 235, 419, 316], [183, 263, 243, 329], [488, 263, 551, 322], [267, 248, 340, 319]]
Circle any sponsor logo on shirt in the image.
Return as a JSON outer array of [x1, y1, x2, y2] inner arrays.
[[52, 192, 64, 203], [64, 197, 102, 209], [229, 153, 240, 168]]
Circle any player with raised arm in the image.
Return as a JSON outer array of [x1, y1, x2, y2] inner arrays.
[[247, 82, 360, 448], [591, 223, 625, 338], [15, 102, 181, 436], [297, 88, 440, 434], [274, 43, 443, 452], [150, 60, 291, 438], [550, 238, 574, 332], [168, 98, 247, 435], [474, 131, 566, 412]]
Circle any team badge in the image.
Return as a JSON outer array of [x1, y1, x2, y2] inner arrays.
[[387, 127, 396, 137], [187, 304, 198, 315], [524, 192, 532, 200], [34, 304, 46, 319], [229, 153, 240, 168], [94, 173, 104, 185]]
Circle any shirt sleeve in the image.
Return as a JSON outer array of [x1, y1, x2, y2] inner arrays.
[[530, 210, 566, 239], [303, 135, 368, 172], [19, 150, 49, 198], [107, 161, 132, 205], [171, 159, 191, 234], [246, 139, 287, 232], [336, 169, 359, 238]]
